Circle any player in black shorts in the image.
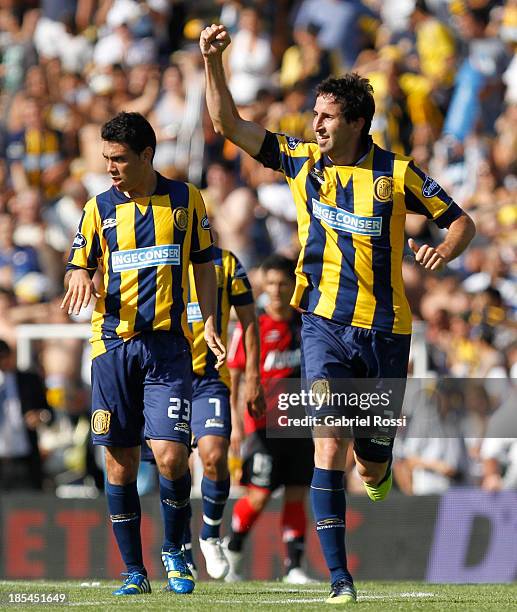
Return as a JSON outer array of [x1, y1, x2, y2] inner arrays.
[[226, 255, 314, 584]]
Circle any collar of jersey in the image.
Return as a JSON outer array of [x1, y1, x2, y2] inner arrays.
[[324, 136, 374, 168], [110, 171, 169, 204]]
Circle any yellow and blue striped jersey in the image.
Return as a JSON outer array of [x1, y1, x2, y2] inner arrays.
[[66, 173, 213, 359], [255, 132, 464, 335], [187, 246, 253, 388]]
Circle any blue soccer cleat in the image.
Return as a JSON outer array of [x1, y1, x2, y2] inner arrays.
[[112, 571, 151, 596], [326, 578, 357, 605], [161, 550, 195, 594]]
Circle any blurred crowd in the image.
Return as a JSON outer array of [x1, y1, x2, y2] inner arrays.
[[0, 0, 515, 496]]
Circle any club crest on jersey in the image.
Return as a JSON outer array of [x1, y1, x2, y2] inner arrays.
[[201, 215, 210, 230], [422, 176, 442, 198], [102, 218, 117, 231], [309, 166, 325, 185], [72, 232, 87, 249], [173, 207, 188, 231], [373, 176, 393, 202], [286, 135, 301, 150], [91, 409, 111, 434]]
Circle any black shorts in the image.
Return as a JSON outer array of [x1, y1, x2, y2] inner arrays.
[[241, 429, 314, 491]]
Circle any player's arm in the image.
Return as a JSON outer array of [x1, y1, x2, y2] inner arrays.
[[404, 163, 476, 271], [192, 260, 226, 369], [229, 366, 244, 456], [61, 199, 101, 315], [200, 24, 266, 157], [235, 303, 266, 419], [408, 212, 476, 271]]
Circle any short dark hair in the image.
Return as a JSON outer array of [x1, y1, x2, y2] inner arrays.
[[101, 112, 156, 157], [316, 74, 375, 142], [261, 254, 296, 278]]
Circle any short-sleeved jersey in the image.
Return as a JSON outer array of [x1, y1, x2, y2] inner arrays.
[[228, 310, 302, 433], [188, 246, 253, 389], [66, 173, 213, 359], [255, 132, 464, 335]]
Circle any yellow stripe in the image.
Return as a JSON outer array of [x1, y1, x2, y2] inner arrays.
[[350, 153, 375, 328], [313, 165, 341, 319], [115, 203, 138, 337], [168, 571, 194, 581], [392, 157, 412, 334], [152, 195, 174, 330]]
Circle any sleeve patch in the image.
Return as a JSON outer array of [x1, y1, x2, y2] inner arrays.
[[72, 233, 87, 249], [286, 135, 302, 150], [201, 215, 210, 229], [422, 176, 443, 198]]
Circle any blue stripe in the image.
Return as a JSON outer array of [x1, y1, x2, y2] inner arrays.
[[301, 162, 325, 309], [332, 172, 358, 323], [281, 152, 310, 179], [371, 147, 395, 332], [97, 191, 121, 339], [134, 205, 157, 332], [168, 181, 189, 332]]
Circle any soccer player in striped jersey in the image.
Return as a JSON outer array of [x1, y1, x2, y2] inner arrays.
[[200, 25, 476, 604], [183, 246, 265, 579], [61, 112, 225, 597]]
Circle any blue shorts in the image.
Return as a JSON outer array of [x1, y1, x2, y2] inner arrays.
[[301, 313, 411, 462], [91, 331, 192, 449], [191, 375, 231, 444]]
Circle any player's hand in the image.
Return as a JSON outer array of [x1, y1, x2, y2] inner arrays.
[[60, 269, 100, 315], [205, 328, 226, 370], [245, 378, 266, 419], [200, 24, 231, 58], [408, 238, 447, 271]]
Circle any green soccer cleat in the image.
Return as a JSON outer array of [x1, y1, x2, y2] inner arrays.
[[112, 572, 151, 596], [326, 579, 357, 605], [363, 466, 392, 502]]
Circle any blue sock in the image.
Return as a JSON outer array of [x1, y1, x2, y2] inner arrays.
[[182, 502, 195, 566], [106, 481, 145, 575], [310, 467, 352, 585], [159, 471, 191, 553], [200, 476, 230, 540]]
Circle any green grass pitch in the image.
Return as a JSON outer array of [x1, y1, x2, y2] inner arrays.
[[1, 580, 517, 611]]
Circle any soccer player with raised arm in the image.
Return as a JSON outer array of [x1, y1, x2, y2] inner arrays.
[[61, 112, 225, 597], [200, 25, 476, 605]]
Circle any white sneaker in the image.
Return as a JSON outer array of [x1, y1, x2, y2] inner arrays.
[[283, 567, 317, 584], [199, 537, 229, 580], [222, 537, 244, 582]]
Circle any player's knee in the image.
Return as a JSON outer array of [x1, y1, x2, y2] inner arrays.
[[356, 462, 385, 486], [105, 446, 140, 484], [248, 487, 270, 512], [314, 438, 347, 470], [202, 448, 228, 480], [154, 442, 189, 480]]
